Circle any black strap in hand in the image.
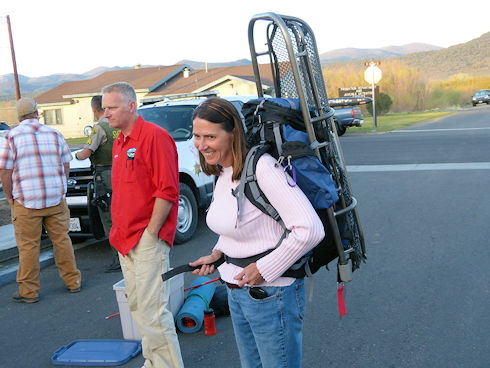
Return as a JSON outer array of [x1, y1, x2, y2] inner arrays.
[[161, 255, 225, 282]]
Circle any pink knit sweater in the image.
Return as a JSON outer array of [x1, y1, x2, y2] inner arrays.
[[207, 154, 324, 287]]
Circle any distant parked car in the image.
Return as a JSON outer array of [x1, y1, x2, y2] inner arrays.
[[472, 89, 490, 106]]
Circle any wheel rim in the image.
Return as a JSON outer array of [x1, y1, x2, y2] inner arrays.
[[177, 195, 193, 233]]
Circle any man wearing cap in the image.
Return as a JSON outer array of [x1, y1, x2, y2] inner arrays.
[[102, 82, 183, 368], [75, 95, 120, 273], [0, 97, 81, 303]]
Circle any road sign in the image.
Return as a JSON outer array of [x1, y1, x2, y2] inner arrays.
[[364, 65, 382, 84], [339, 86, 379, 99]]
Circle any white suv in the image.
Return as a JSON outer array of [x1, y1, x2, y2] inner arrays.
[[138, 96, 253, 243], [68, 95, 253, 244]]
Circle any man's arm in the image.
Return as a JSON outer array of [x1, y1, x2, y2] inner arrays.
[[0, 168, 13, 205], [75, 148, 93, 160], [146, 197, 173, 238], [63, 163, 70, 181], [75, 124, 105, 160]]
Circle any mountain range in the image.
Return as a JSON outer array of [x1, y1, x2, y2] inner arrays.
[[318, 43, 442, 63], [0, 66, 133, 99], [0, 33, 488, 98], [400, 31, 490, 78]]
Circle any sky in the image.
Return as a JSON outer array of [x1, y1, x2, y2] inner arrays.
[[0, 0, 489, 78]]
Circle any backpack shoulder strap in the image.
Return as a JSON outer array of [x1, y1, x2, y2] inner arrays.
[[225, 145, 291, 269], [233, 144, 286, 229]]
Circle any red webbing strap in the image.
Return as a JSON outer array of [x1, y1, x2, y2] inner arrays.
[[337, 283, 347, 317]]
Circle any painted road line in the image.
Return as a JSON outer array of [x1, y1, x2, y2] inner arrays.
[[347, 162, 490, 172], [392, 127, 490, 133]]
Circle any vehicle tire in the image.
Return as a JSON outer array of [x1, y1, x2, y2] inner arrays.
[[174, 183, 198, 244], [335, 119, 347, 136], [87, 181, 106, 240]]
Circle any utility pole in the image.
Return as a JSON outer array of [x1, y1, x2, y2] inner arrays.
[[6, 15, 21, 100]]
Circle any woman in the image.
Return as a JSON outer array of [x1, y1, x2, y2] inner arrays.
[[190, 97, 324, 368]]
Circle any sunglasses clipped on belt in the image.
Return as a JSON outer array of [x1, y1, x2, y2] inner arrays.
[[226, 282, 269, 300], [249, 287, 268, 300]]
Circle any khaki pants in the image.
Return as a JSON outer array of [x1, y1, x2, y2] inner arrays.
[[119, 229, 184, 368], [12, 200, 81, 298]]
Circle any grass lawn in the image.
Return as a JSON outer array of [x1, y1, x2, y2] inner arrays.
[[347, 111, 454, 134], [65, 137, 87, 145]]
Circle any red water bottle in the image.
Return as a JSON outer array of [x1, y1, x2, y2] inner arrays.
[[204, 308, 216, 336]]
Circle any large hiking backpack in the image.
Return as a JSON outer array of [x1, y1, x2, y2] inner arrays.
[[225, 97, 353, 278]]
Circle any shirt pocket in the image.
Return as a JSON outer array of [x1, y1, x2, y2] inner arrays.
[[122, 160, 137, 182]]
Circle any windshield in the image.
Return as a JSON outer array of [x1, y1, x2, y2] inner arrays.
[[138, 105, 195, 141]]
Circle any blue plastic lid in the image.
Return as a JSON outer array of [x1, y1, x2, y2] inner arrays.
[[51, 339, 141, 366]]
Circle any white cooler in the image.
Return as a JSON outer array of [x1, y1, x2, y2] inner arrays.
[[113, 272, 184, 340]]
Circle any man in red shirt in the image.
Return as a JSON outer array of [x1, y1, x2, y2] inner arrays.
[[102, 82, 183, 368]]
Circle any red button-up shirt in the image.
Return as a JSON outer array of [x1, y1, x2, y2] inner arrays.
[[110, 116, 179, 255]]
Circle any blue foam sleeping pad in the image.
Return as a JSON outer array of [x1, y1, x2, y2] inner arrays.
[[176, 276, 216, 333]]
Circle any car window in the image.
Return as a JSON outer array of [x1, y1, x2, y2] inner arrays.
[[138, 105, 195, 141]]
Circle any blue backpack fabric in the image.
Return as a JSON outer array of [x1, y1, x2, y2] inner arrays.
[[281, 124, 338, 209]]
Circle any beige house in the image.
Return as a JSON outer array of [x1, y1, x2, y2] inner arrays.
[[35, 64, 273, 138], [35, 65, 190, 137]]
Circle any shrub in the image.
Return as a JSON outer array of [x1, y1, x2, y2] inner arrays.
[[366, 93, 393, 115], [429, 88, 463, 108]]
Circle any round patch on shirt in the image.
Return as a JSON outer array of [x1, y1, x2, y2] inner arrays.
[[126, 147, 136, 159]]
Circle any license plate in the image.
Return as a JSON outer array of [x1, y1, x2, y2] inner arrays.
[[69, 217, 81, 232]]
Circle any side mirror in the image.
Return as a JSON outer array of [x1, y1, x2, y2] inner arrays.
[[83, 125, 93, 137]]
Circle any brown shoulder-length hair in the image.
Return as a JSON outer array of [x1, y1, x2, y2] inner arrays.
[[192, 97, 248, 181]]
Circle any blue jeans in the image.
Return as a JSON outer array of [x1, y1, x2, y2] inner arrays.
[[227, 278, 306, 368]]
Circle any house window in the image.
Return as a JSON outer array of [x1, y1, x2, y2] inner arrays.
[[44, 109, 63, 125]]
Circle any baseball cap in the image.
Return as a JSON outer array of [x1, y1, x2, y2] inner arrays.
[[16, 97, 38, 117]]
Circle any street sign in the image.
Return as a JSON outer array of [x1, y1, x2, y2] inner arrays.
[[339, 86, 379, 99], [364, 65, 382, 84], [363, 61, 381, 131]]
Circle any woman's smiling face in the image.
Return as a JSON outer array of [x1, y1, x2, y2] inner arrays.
[[193, 117, 234, 167]]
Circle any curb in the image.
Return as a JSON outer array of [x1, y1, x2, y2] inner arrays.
[[0, 250, 55, 287], [0, 238, 101, 287], [0, 235, 52, 263]]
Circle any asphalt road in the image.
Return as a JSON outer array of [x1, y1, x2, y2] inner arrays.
[[1, 105, 489, 367]]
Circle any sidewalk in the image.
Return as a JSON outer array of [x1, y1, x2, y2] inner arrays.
[[0, 224, 56, 287], [0, 223, 97, 287], [0, 224, 15, 258]]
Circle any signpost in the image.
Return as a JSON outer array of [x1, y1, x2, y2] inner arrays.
[[364, 61, 382, 131]]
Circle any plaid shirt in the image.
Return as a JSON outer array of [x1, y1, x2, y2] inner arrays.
[[0, 119, 72, 209]]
